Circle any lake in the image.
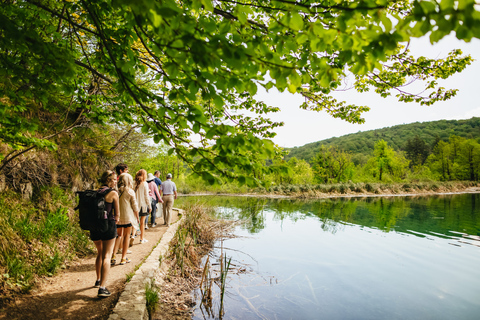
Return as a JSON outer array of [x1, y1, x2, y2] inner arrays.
[[176, 193, 480, 320]]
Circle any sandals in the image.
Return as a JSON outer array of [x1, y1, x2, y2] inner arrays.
[[120, 258, 131, 265]]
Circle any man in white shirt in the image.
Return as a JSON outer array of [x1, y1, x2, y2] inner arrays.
[[160, 173, 177, 226]]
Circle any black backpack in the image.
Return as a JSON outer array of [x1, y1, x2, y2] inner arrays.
[[75, 187, 113, 232]]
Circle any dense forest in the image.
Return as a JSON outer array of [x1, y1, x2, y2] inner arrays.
[[287, 117, 480, 162]]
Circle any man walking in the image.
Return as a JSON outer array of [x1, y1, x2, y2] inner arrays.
[[160, 173, 177, 226]]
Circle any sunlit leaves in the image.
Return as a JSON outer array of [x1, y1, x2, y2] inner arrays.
[[354, 48, 472, 105], [1, 0, 479, 184]]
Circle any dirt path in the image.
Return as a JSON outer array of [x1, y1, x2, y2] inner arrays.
[[0, 211, 179, 320]]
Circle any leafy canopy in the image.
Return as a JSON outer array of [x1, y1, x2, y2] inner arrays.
[[1, 0, 479, 184]]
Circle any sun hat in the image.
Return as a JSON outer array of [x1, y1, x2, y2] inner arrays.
[[146, 173, 155, 182]]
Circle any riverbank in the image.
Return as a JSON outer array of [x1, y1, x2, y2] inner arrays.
[[181, 182, 480, 199]]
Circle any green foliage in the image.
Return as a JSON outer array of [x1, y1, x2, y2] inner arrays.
[[366, 140, 409, 181], [1, 0, 477, 185], [133, 144, 186, 179], [404, 135, 431, 167], [310, 146, 354, 183], [287, 117, 480, 162], [427, 136, 480, 181], [0, 188, 93, 300], [264, 157, 314, 186]]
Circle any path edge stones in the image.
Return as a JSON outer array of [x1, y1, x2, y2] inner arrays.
[[108, 208, 185, 320]]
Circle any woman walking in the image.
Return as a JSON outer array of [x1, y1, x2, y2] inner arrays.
[[147, 173, 163, 227], [134, 169, 151, 243], [92, 170, 119, 297], [112, 173, 139, 265]]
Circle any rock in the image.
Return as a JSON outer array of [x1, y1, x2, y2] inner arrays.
[[0, 174, 5, 192], [20, 182, 33, 200]]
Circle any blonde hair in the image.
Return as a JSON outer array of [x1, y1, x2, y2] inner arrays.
[[118, 173, 134, 194], [134, 169, 147, 191], [100, 170, 116, 186]]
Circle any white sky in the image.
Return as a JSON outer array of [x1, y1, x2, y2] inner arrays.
[[255, 35, 480, 148]]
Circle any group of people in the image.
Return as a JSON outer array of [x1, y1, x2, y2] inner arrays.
[[91, 164, 177, 297]]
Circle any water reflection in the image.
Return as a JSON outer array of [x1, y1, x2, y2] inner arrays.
[[178, 194, 480, 240], [177, 193, 480, 320]]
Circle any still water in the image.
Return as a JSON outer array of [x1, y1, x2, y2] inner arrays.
[[176, 194, 480, 320]]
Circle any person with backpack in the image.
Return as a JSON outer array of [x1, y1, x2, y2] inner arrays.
[[112, 173, 139, 266], [147, 173, 163, 227], [134, 169, 151, 243], [91, 170, 119, 297]]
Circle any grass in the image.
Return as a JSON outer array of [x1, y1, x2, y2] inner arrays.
[[169, 203, 216, 277], [0, 187, 93, 304], [145, 278, 160, 320], [263, 181, 480, 197], [126, 271, 135, 282]]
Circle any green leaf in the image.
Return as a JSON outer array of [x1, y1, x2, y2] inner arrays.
[[193, 122, 200, 133], [290, 12, 304, 31], [213, 95, 224, 108], [200, 0, 213, 12], [440, 0, 455, 10]]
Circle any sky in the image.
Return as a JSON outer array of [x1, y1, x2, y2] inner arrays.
[[254, 36, 480, 149]]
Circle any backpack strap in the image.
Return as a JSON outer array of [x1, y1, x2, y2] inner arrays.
[[98, 187, 114, 195]]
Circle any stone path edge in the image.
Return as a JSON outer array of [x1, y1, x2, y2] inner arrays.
[[108, 208, 185, 320]]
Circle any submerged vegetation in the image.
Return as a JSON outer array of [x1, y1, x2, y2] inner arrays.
[[155, 203, 237, 319]]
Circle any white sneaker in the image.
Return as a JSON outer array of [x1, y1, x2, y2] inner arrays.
[[140, 239, 148, 243], [152, 223, 157, 227]]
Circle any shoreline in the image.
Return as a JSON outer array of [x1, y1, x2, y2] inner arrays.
[[179, 186, 480, 200]]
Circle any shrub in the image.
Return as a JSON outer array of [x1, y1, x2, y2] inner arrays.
[[365, 183, 374, 192], [0, 188, 93, 301]]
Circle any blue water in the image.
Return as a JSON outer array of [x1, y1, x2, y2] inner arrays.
[[177, 194, 480, 320]]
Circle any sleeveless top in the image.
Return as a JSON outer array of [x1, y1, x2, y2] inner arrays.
[[100, 186, 115, 221]]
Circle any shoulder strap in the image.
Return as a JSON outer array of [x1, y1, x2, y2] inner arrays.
[[98, 187, 113, 195]]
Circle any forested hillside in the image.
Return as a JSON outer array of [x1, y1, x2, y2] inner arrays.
[[286, 117, 480, 162]]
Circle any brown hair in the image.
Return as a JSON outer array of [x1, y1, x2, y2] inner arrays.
[[100, 170, 116, 187], [134, 169, 147, 191], [115, 163, 128, 175]]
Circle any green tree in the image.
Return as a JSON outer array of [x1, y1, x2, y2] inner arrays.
[[134, 144, 186, 179], [427, 140, 452, 181], [267, 157, 314, 185], [287, 157, 314, 185], [1, 0, 478, 185], [311, 145, 354, 183], [426, 135, 480, 181], [404, 135, 430, 167], [457, 139, 480, 181], [368, 140, 409, 181]]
